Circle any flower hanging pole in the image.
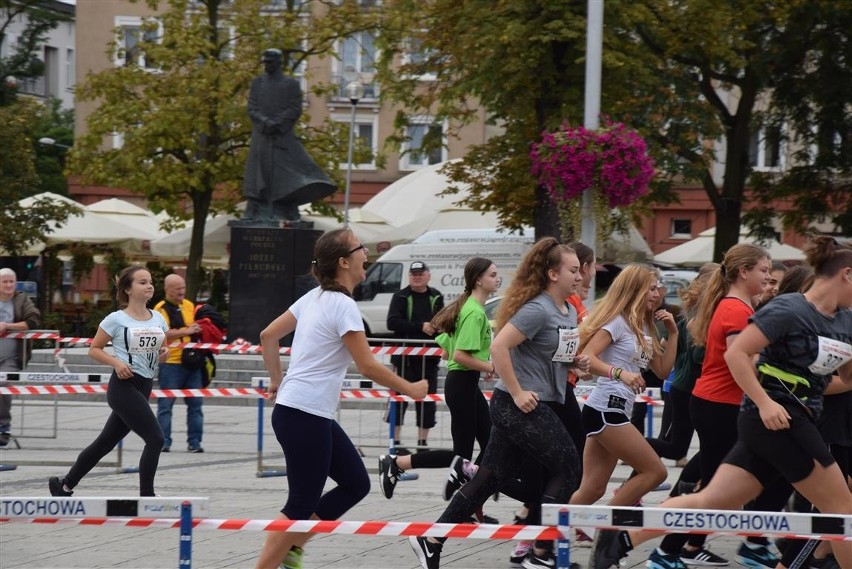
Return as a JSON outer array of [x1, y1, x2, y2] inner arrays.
[[583, 0, 604, 299]]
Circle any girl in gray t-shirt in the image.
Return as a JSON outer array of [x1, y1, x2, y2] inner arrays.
[[410, 238, 590, 569]]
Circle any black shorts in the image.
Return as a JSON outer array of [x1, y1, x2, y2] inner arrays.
[[581, 405, 630, 436], [724, 404, 836, 486]]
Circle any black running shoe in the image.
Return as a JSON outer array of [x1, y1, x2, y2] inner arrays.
[[48, 476, 73, 497], [679, 547, 729, 566], [442, 455, 469, 501], [410, 536, 442, 569], [591, 529, 631, 569], [378, 454, 402, 499]]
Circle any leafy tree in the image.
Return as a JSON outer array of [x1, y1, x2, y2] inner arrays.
[[0, 0, 70, 105], [0, 98, 80, 257], [376, 0, 676, 241], [378, 0, 851, 255], [33, 97, 74, 195], [69, 0, 382, 299], [607, 0, 852, 258]]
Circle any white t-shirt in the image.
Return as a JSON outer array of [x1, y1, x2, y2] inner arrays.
[[584, 314, 653, 417], [276, 287, 365, 419]]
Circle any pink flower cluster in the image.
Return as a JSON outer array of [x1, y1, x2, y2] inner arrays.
[[530, 120, 655, 208]]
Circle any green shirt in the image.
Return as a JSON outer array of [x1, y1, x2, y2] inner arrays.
[[438, 297, 491, 372]]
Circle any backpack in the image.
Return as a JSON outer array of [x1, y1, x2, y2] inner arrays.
[[194, 304, 228, 388]]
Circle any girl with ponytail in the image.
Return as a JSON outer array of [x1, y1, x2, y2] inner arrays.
[[428, 257, 499, 495], [591, 239, 852, 569], [255, 228, 428, 569]]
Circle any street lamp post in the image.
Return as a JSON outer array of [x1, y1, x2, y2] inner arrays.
[[38, 137, 72, 150], [343, 80, 364, 226]]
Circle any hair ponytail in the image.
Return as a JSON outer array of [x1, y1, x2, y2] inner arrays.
[[431, 256, 493, 335], [311, 228, 355, 297]]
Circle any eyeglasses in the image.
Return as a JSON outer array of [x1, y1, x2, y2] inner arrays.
[[347, 243, 368, 255]]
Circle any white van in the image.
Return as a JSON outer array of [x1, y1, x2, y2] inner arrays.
[[353, 241, 531, 336]]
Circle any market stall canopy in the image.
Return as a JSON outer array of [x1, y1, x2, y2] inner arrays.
[[653, 227, 806, 266]]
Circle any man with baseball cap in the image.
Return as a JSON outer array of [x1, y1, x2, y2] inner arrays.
[[386, 261, 444, 453]]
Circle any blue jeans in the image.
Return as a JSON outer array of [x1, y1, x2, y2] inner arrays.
[[156, 363, 203, 448]]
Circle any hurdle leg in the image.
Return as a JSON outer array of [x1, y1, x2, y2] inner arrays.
[[179, 500, 192, 568], [557, 508, 571, 569]]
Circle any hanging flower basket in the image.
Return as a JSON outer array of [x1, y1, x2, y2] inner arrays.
[[530, 120, 655, 208]]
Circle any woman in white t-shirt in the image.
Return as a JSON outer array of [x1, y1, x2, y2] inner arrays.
[[570, 264, 677, 509], [255, 228, 428, 569], [49, 266, 169, 498]]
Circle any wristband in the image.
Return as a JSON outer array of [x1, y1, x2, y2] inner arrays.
[[607, 365, 615, 379], [613, 367, 623, 380]]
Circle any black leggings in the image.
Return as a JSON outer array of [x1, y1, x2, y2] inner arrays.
[[436, 389, 581, 550], [273, 404, 370, 520], [647, 387, 695, 460], [444, 369, 491, 463], [65, 372, 164, 496]]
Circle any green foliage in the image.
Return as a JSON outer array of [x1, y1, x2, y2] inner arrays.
[[69, 0, 385, 299], [0, 0, 71, 105], [377, 0, 670, 239], [33, 98, 74, 195], [378, 0, 851, 254], [0, 98, 79, 257], [608, 0, 852, 258]]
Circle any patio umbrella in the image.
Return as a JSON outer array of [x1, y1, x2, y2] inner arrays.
[[654, 227, 806, 266]]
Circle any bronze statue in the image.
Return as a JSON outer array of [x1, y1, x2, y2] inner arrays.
[[243, 49, 336, 222]]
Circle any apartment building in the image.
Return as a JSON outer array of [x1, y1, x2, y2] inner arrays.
[[71, 0, 495, 208], [1, 0, 76, 109]]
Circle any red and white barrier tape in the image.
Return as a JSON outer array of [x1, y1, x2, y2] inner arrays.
[[2, 331, 445, 356], [0, 384, 662, 404], [0, 517, 561, 539]]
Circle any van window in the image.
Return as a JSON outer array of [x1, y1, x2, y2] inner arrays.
[[353, 262, 403, 301]]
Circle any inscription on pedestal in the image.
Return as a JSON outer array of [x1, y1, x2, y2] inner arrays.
[[228, 226, 321, 344]]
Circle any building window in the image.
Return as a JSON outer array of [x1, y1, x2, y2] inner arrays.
[[332, 32, 379, 101], [115, 17, 161, 69], [332, 114, 378, 169], [749, 126, 783, 171], [66, 48, 75, 88], [400, 36, 438, 80], [401, 117, 445, 170], [670, 219, 692, 239]]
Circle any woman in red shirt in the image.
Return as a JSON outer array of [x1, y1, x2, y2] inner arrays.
[[652, 243, 774, 568]]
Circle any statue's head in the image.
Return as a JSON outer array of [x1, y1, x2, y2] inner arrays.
[[262, 48, 283, 75]]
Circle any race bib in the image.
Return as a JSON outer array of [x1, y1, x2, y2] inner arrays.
[[127, 327, 165, 355], [553, 328, 580, 363], [808, 336, 852, 376], [628, 334, 653, 369]]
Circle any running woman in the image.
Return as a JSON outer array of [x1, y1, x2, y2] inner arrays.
[[591, 236, 852, 569], [254, 229, 427, 569], [49, 266, 169, 498]]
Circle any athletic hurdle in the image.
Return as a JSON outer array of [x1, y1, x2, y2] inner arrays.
[[0, 372, 130, 471], [542, 504, 852, 569], [0, 497, 208, 568]]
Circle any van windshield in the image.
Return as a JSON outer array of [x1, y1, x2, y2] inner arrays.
[[354, 262, 403, 301]]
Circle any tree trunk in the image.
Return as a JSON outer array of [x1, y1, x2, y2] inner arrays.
[[713, 197, 742, 262], [534, 183, 560, 241], [186, 190, 212, 302]]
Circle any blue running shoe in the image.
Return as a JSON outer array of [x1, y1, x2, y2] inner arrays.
[[647, 548, 688, 569], [736, 542, 778, 569]]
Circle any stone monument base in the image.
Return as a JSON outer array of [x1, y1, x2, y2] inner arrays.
[[228, 224, 322, 345]]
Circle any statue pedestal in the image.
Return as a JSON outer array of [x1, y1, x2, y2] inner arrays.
[[228, 225, 322, 345]]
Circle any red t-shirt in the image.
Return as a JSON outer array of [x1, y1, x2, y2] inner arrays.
[[692, 297, 753, 405]]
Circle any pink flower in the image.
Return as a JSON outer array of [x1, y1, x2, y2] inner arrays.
[[530, 120, 655, 208]]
